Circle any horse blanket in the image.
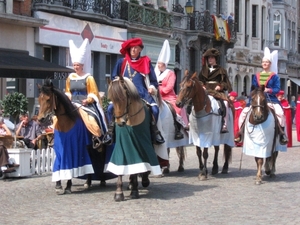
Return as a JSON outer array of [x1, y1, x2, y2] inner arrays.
[[189, 95, 235, 148], [52, 118, 94, 182], [242, 108, 287, 158], [106, 106, 162, 176]]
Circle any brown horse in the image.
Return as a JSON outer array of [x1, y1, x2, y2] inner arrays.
[[37, 80, 111, 194], [176, 71, 233, 180], [106, 76, 162, 201], [242, 86, 278, 184]]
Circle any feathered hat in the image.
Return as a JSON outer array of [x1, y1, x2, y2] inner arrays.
[[263, 47, 278, 74], [69, 38, 91, 74]]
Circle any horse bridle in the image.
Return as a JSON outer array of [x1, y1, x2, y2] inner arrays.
[[113, 79, 144, 122]]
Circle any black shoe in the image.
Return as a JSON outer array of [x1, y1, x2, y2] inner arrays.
[[279, 134, 288, 145], [154, 131, 165, 145], [174, 131, 184, 140], [221, 125, 229, 133], [102, 133, 113, 145]]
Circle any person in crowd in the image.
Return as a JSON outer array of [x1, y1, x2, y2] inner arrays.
[[108, 37, 165, 145], [295, 93, 300, 142], [66, 38, 108, 147], [277, 90, 292, 147], [290, 95, 296, 124], [0, 116, 12, 136], [228, 91, 243, 147], [227, 12, 234, 23], [155, 39, 184, 140], [235, 47, 288, 145], [15, 113, 42, 149], [199, 48, 232, 133]]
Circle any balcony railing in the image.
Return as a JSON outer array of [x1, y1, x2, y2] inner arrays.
[[33, 0, 172, 29], [187, 11, 213, 33]]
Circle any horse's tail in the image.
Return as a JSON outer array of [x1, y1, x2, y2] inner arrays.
[[156, 88, 163, 107]]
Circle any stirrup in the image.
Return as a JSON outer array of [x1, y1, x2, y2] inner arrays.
[[154, 131, 165, 145], [279, 134, 288, 145], [92, 136, 102, 149], [102, 133, 113, 145], [174, 131, 184, 140]]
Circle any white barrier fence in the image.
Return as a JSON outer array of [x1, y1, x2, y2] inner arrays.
[[30, 147, 55, 175]]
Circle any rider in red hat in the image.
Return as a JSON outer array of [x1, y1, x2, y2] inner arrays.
[[107, 37, 165, 145]]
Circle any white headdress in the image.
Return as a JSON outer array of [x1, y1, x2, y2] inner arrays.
[[69, 38, 91, 74], [155, 40, 171, 80], [263, 47, 278, 74]]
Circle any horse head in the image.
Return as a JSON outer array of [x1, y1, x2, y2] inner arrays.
[[250, 85, 268, 124], [37, 80, 56, 126], [108, 76, 142, 126], [176, 70, 196, 108]]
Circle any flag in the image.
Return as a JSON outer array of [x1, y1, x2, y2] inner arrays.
[[212, 15, 231, 42]]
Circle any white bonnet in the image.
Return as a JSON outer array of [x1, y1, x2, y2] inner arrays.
[[263, 47, 278, 74]]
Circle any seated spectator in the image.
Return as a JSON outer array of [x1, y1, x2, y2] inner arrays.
[[0, 117, 12, 136], [0, 142, 19, 175], [15, 113, 42, 149]]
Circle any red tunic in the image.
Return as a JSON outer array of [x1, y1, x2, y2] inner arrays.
[[233, 100, 243, 146], [296, 96, 300, 142], [281, 99, 292, 147]]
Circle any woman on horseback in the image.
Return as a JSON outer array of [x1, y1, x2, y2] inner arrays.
[[235, 47, 288, 145], [66, 38, 108, 147], [154, 40, 185, 140]]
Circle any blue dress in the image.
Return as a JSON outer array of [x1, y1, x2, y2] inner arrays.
[[52, 118, 94, 182]]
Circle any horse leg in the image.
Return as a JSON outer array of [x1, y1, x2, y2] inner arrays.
[[127, 174, 133, 190], [114, 175, 124, 202], [255, 157, 263, 185], [177, 146, 185, 172], [84, 174, 92, 189], [55, 180, 65, 195], [196, 146, 203, 171], [269, 151, 278, 178], [162, 148, 170, 174], [141, 171, 150, 187], [211, 146, 220, 175], [130, 174, 139, 199], [198, 147, 208, 180], [64, 180, 72, 194], [221, 144, 232, 174]]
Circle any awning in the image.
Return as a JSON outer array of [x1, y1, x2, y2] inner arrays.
[[289, 77, 300, 86], [0, 48, 74, 79]]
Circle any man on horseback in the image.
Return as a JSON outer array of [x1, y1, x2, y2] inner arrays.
[[107, 37, 165, 145], [155, 39, 185, 140], [198, 48, 232, 133], [235, 47, 288, 145], [66, 38, 108, 148]]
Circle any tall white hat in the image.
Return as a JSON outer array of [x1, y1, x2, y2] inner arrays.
[[263, 47, 278, 74], [69, 38, 91, 74], [157, 39, 171, 66]]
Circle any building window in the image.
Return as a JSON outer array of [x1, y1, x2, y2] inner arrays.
[[252, 5, 257, 37], [273, 11, 281, 47], [234, 0, 240, 32]]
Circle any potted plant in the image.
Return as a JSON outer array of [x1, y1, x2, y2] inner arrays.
[[0, 92, 28, 148], [130, 0, 139, 4], [143, 2, 154, 8], [159, 6, 167, 12]]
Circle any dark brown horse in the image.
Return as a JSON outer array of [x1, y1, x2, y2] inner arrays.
[[106, 76, 162, 201], [242, 86, 278, 184], [37, 80, 110, 194], [176, 71, 233, 180]]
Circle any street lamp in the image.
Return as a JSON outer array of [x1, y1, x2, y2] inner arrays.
[[274, 30, 281, 45], [185, 0, 194, 15]]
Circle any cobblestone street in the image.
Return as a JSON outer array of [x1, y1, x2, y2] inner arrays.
[[1, 130, 300, 225]]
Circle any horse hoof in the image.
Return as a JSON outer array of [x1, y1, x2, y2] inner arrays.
[[55, 186, 65, 195], [198, 174, 207, 181], [221, 168, 228, 174], [114, 193, 125, 202], [162, 168, 170, 174], [211, 167, 219, 175], [177, 166, 184, 172], [64, 188, 72, 194], [130, 190, 139, 199], [255, 180, 262, 185], [100, 181, 106, 187], [265, 170, 271, 175], [142, 177, 150, 188], [84, 183, 91, 189]]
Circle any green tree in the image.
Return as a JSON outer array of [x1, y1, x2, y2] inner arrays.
[[0, 92, 28, 148]]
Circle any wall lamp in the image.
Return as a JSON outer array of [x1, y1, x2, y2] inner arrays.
[[185, 0, 194, 15]]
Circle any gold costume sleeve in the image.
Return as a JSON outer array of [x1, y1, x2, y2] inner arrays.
[[65, 76, 72, 100], [86, 75, 102, 105]]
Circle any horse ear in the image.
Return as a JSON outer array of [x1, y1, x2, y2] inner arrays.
[[261, 85, 265, 92], [250, 85, 256, 91], [184, 70, 189, 76], [191, 72, 197, 78]]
